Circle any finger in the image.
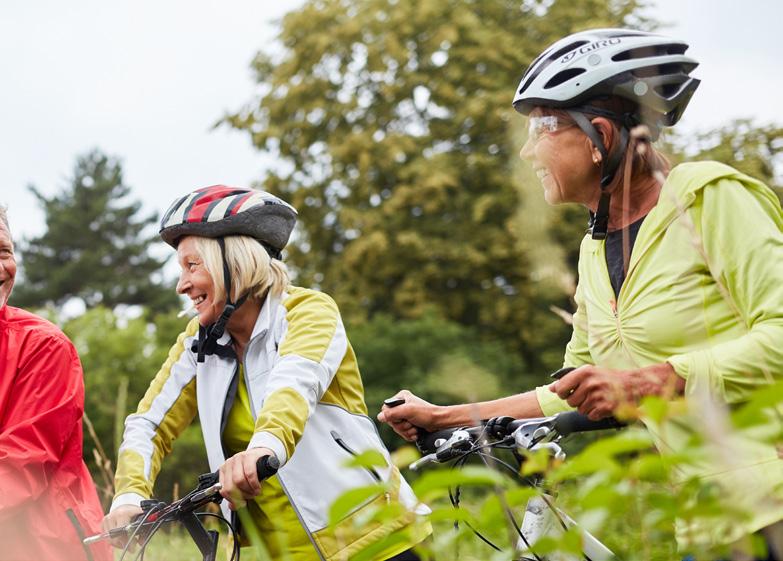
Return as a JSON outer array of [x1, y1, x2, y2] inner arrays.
[[554, 381, 579, 401], [219, 461, 234, 501], [555, 367, 595, 400], [403, 427, 419, 441], [565, 382, 591, 408], [579, 395, 611, 420], [391, 424, 416, 441], [242, 455, 261, 497], [381, 405, 410, 424], [110, 538, 125, 550], [231, 456, 249, 499], [550, 377, 577, 399]]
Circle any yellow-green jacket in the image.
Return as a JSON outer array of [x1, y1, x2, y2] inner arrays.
[[536, 162, 783, 547], [112, 286, 430, 560]]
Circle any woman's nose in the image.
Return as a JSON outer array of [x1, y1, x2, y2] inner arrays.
[[519, 138, 534, 161], [176, 273, 190, 294]]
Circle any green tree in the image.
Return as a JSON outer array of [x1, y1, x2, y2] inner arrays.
[[226, 0, 649, 372], [348, 313, 526, 444], [65, 307, 206, 505], [13, 150, 177, 310], [668, 119, 783, 199]]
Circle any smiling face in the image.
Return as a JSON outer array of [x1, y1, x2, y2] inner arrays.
[[519, 108, 600, 207], [176, 236, 223, 326], [0, 222, 16, 309]]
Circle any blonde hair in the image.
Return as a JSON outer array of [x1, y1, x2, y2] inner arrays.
[[194, 235, 290, 303], [0, 205, 9, 233]]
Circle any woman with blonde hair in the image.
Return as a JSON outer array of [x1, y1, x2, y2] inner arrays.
[[103, 186, 430, 560]]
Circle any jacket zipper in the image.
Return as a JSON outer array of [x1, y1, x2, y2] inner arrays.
[[330, 430, 382, 482], [241, 331, 328, 561]]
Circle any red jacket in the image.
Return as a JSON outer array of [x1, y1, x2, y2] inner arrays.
[[0, 306, 109, 561]]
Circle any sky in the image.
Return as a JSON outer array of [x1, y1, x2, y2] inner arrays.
[[2, 0, 782, 244]]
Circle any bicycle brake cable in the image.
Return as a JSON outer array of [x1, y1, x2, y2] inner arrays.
[[132, 515, 169, 561], [476, 450, 543, 561], [197, 512, 240, 561], [118, 504, 162, 561]]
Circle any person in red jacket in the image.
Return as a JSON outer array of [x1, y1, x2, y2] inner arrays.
[[0, 206, 109, 561]]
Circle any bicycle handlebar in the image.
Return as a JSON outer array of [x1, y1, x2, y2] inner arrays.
[[549, 411, 625, 436], [85, 455, 280, 547], [415, 411, 625, 455]]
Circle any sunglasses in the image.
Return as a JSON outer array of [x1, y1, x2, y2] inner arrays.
[[527, 115, 576, 143]]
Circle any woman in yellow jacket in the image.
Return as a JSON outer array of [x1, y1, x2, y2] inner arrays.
[[378, 29, 783, 559], [104, 186, 430, 561]]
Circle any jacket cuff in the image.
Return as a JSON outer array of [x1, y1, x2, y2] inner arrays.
[[248, 431, 288, 466], [111, 492, 147, 512], [535, 385, 574, 416], [667, 350, 724, 399]]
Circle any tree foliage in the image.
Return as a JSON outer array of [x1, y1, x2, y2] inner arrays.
[[13, 150, 177, 310], [226, 0, 650, 372], [64, 307, 206, 505], [668, 119, 783, 199]]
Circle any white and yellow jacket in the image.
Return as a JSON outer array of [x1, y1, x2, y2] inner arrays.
[[111, 286, 430, 560]]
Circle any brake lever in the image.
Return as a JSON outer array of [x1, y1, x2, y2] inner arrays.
[[408, 429, 473, 471], [409, 453, 437, 471]]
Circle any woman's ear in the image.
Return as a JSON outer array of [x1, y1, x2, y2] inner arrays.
[[590, 117, 617, 152]]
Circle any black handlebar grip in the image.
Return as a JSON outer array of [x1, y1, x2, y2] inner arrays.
[[256, 455, 280, 481], [552, 411, 625, 437], [550, 366, 576, 380]]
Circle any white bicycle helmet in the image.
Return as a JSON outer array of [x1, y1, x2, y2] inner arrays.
[[512, 29, 700, 239], [513, 28, 699, 127]]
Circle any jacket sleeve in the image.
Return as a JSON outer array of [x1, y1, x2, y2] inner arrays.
[[111, 320, 199, 511], [536, 246, 594, 416], [667, 178, 783, 403], [0, 333, 84, 521], [248, 291, 347, 465]]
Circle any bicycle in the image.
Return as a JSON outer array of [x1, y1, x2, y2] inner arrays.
[[411, 409, 625, 561], [83, 455, 280, 561]]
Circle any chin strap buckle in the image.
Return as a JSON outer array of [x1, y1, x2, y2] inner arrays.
[[590, 191, 611, 240]]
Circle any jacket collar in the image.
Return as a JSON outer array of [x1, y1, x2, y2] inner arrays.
[[584, 161, 755, 269], [249, 288, 289, 343]]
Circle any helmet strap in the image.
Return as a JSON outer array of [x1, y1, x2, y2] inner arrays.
[[194, 237, 249, 363], [567, 110, 630, 240]]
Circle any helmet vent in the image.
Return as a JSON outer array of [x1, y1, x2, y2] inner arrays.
[[612, 43, 688, 61], [654, 82, 685, 99], [549, 41, 589, 62], [631, 62, 685, 79], [605, 30, 649, 38], [517, 40, 589, 96], [544, 68, 586, 89]]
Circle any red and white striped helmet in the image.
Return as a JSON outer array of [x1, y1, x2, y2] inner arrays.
[[159, 185, 297, 252]]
